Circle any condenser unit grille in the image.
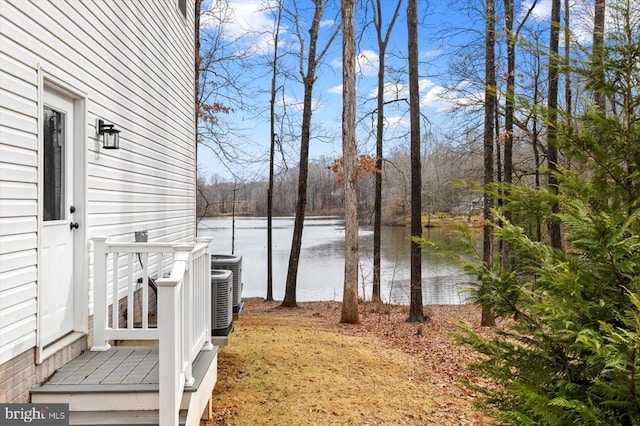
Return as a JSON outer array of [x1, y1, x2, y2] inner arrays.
[[211, 255, 242, 310], [211, 270, 233, 335]]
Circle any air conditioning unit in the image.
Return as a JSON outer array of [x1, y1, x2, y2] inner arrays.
[[211, 254, 243, 316], [211, 269, 233, 338]]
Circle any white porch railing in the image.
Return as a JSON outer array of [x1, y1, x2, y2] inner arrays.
[[91, 236, 214, 426]]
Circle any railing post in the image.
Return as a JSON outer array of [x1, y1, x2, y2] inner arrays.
[[173, 245, 194, 387], [197, 237, 214, 351], [157, 274, 182, 426], [91, 237, 110, 351], [157, 248, 190, 426]]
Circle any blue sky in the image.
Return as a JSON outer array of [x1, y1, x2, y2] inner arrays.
[[197, 0, 596, 182]]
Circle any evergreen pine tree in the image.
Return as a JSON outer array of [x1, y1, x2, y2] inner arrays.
[[445, 3, 640, 423]]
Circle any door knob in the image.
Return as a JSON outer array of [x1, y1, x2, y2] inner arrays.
[[70, 222, 79, 230]]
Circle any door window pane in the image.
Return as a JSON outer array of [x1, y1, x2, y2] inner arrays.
[[43, 106, 65, 221]]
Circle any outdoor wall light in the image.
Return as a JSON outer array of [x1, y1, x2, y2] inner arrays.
[[97, 119, 120, 149]]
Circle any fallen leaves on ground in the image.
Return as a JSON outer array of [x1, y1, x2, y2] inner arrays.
[[205, 298, 495, 425]]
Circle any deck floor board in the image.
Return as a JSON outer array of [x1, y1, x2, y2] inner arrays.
[[45, 348, 160, 387], [32, 346, 216, 394], [122, 350, 158, 384], [142, 362, 160, 384], [101, 348, 152, 384], [47, 351, 102, 384], [80, 348, 136, 385]]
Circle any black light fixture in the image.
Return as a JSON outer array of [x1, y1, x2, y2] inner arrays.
[[97, 119, 120, 149]]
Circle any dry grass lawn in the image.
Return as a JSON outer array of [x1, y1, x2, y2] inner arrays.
[[206, 299, 493, 425]]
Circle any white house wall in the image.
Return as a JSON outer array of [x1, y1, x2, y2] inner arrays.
[[0, 0, 196, 365]]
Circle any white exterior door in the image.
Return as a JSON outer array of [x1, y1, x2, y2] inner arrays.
[[40, 88, 76, 345]]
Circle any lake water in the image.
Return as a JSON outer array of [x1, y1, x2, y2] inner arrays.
[[198, 216, 473, 305]]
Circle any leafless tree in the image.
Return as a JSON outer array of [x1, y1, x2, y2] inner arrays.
[[281, 0, 339, 308], [340, 0, 359, 324], [197, 0, 257, 178], [501, 0, 514, 273], [482, 0, 496, 326], [592, 0, 606, 112], [547, 0, 562, 250], [564, 0, 572, 123], [267, 0, 286, 302], [500, 0, 538, 271], [369, 0, 403, 304], [406, 0, 425, 323]]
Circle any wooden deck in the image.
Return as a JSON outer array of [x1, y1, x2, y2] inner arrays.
[[39, 347, 160, 391], [33, 346, 217, 395], [31, 346, 218, 421]]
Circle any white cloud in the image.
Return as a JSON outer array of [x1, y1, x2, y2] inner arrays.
[[368, 82, 407, 101], [230, 0, 278, 35], [453, 79, 473, 91], [330, 50, 379, 76], [520, 0, 600, 44], [320, 19, 335, 28], [328, 84, 343, 94], [383, 115, 409, 129], [367, 115, 410, 133], [448, 78, 485, 110], [419, 79, 435, 92], [201, 0, 284, 55], [367, 82, 403, 104], [367, 79, 437, 102], [357, 50, 379, 77], [421, 48, 443, 58], [201, 0, 276, 34], [277, 94, 322, 112], [421, 85, 448, 108], [520, 0, 553, 21], [276, 94, 302, 110], [455, 92, 485, 108], [420, 81, 484, 113]]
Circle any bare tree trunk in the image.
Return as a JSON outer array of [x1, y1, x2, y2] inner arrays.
[[496, 0, 540, 267], [501, 0, 514, 273], [267, 2, 284, 302], [532, 38, 542, 243], [372, 103, 383, 304], [592, 0, 606, 112], [407, 0, 425, 323], [564, 0, 572, 121], [482, 0, 496, 327], [495, 100, 502, 187], [371, 0, 402, 304], [282, 0, 337, 308], [547, 0, 562, 250], [563, 0, 572, 173], [621, 4, 636, 212], [281, 4, 321, 308], [340, 0, 359, 324], [589, 0, 609, 211]]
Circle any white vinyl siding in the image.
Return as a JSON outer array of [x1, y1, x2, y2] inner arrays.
[[0, 18, 40, 362], [0, 0, 196, 364]]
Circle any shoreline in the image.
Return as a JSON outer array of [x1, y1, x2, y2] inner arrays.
[[201, 213, 485, 228]]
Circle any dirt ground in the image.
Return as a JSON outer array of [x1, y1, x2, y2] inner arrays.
[[206, 298, 495, 425]]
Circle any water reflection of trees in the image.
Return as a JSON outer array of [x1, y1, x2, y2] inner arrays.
[[199, 217, 471, 304]]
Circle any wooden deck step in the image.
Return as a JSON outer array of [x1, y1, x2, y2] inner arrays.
[[68, 410, 186, 425]]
